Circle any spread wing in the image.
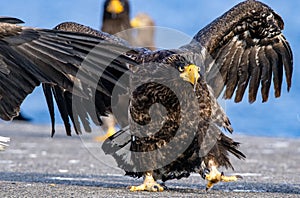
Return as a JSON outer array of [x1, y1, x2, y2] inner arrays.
[[42, 22, 141, 135], [0, 18, 138, 133], [182, 0, 293, 103]]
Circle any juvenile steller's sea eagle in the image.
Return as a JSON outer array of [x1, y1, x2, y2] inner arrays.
[[0, 0, 292, 191]]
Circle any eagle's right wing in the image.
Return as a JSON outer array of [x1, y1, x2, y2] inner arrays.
[[0, 18, 139, 136], [43, 22, 145, 136]]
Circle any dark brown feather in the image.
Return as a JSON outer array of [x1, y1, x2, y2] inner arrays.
[[259, 47, 272, 102], [235, 48, 251, 103], [248, 46, 261, 103], [184, 0, 293, 103]]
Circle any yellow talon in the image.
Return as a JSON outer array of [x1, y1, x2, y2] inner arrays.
[[129, 172, 164, 192], [204, 160, 242, 190]]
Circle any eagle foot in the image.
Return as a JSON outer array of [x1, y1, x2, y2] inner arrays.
[[204, 167, 242, 191], [129, 172, 164, 192]]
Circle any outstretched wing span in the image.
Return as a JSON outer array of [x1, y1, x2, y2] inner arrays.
[[0, 17, 137, 129], [42, 22, 141, 135], [183, 0, 293, 103]]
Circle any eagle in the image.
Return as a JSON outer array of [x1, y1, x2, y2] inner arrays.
[[0, 0, 292, 192], [101, 0, 156, 49], [101, 0, 132, 42], [130, 13, 156, 51]]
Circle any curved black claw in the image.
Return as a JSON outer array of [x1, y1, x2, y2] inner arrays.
[[161, 182, 169, 190], [153, 185, 159, 191], [201, 168, 210, 179]]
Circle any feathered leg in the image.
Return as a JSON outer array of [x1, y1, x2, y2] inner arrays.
[[129, 171, 164, 192]]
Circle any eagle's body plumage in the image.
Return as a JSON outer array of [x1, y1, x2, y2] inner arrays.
[[0, 0, 293, 191], [103, 53, 244, 182]]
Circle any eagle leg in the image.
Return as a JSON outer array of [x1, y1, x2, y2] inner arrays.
[[129, 171, 164, 192], [202, 160, 242, 191], [94, 115, 116, 142], [94, 126, 116, 141]]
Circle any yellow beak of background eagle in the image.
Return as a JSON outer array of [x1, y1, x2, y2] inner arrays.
[[107, 0, 124, 14], [179, 64, 200, 89]]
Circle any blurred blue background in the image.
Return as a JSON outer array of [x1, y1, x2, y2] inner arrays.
[[0, 0, 299, 137]]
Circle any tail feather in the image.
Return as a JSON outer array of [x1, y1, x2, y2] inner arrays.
[[102, 124, 245, 174], [198, 123, 245, 170], [213, 133, 246, 170], [220, 134, 246, 160]]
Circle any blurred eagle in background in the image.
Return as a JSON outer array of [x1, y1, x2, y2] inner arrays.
[[96, 0, 156, 140], [101, 0, 155, 49], [101, 0, 131, 40], [0, 0, 293, 192]]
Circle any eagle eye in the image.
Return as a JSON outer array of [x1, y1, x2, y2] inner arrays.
[[178, 65, 185, 72]]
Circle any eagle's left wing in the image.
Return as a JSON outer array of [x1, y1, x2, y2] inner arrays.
[[182, 0, 293, 103]]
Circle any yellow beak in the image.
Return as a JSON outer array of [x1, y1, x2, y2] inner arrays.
[[179, 64, 200, 90], [107, 0, 124, 14]]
